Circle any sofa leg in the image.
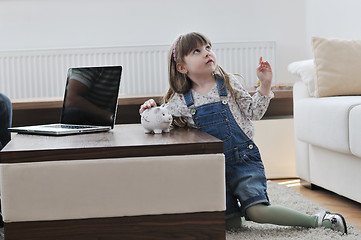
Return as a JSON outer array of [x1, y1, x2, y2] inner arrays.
[[300, 179, 321, 190]]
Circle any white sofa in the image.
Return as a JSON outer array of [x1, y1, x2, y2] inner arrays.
[[292, 80, 361, 203], [289, 47, 361, 203]]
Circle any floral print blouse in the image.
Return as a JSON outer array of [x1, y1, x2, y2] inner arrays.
[[165, 74, 274, 139]]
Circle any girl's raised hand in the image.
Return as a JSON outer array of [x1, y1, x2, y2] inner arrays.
[[256, 56, 273, 86], [139, 99, 157, 114], [256, 57, 273, 96]]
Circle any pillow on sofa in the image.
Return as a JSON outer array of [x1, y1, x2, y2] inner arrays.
[[312, 37, 361, 97], [288, 59, 316, 97]]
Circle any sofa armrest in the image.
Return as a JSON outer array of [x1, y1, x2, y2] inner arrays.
[[293, 81, 311, 103], [293, 81, 311, 182]]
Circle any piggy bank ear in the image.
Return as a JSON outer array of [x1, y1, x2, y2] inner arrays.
[[160, 104, 169, 112]]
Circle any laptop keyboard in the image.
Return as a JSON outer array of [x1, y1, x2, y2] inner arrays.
[[60, 124, 94, 129], [42, 124, 94, 129]]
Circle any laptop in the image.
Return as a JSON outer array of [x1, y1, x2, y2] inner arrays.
[[9, 65, 122, 136]]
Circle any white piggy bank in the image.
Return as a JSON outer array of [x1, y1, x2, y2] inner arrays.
[[141, 106, 173, 134]]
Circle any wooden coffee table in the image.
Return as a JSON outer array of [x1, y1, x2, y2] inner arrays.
[[0, 124, 225, 240]]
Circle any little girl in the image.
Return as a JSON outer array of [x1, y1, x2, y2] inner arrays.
[[140, 32, 347, 234]]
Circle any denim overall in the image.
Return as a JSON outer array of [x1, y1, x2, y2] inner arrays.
[[184, 78, 270, 219]]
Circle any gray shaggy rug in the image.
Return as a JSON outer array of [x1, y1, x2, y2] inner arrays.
[[226, 181, 361, 240]]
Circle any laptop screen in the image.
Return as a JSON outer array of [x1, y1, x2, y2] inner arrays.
[[60, 66, 122, 128]]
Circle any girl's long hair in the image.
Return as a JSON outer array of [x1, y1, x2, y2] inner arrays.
[[163, 32, 236, 127]]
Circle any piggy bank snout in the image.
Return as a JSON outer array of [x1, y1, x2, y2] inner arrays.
[[162, 113, 172, 122]]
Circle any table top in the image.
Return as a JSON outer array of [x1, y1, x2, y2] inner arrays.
[[0, 124, 223, 164]]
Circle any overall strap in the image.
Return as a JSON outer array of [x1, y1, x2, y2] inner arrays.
[[216, 77, 228, 96], [183, 90, 194, 107]]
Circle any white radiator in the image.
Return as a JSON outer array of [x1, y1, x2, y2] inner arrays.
[[0, 42, 275, 99]]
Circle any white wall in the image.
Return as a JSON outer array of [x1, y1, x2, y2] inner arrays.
[[305, 0, 361, 58], [3, 0, 360, 87], [0, 0, 307, 85]]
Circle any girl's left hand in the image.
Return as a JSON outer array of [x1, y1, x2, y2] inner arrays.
[[256, 56, 273, 85], [256, 57, 273, 95]]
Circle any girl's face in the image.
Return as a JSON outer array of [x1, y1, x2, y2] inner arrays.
[[178, 43, 217, 78]]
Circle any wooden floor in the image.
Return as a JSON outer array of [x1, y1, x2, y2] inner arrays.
[[273, 179, 361, 231]]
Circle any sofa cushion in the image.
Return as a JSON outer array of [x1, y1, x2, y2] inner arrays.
[[288, 59, 316, 97], [349, 105, 361, 158], [294, 96, 361, 154], [312, 37, 361, 97]]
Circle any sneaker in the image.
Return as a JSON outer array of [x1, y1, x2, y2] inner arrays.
[[317, 210, 347, 234]]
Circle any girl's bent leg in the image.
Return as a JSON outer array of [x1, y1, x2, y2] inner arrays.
[[246, 204, 318, 228]]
